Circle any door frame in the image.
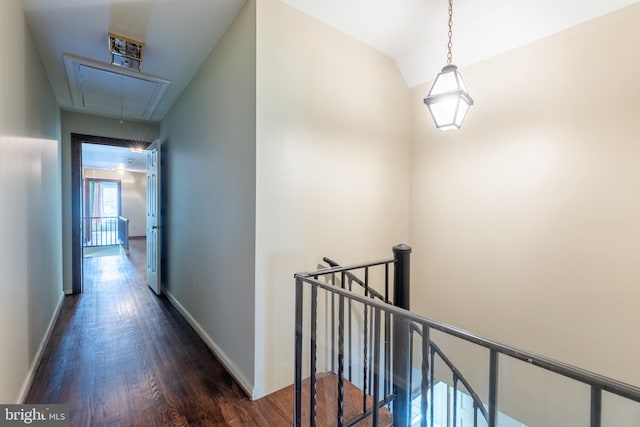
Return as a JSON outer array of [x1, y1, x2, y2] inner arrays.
[[71, 133, 151, 294]]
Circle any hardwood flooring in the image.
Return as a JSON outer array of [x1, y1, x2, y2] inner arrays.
[[26, 240, 391, 426], [26, 240, 290, 426]]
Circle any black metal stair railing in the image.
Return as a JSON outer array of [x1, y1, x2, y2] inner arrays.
[[296, 255, 397, 426], [409, 323, 489, 426], [294, 244, 640, 427], [321, 255, 393, 410], [323, 255, 490, 427]]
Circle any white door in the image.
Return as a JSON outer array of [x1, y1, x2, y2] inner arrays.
[[146, 144, 161, 294]]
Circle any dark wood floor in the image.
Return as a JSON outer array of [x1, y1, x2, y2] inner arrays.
[[26, 239, 292, 426], [27, 240, 389, 426]]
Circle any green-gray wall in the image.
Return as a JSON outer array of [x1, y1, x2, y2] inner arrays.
[[159, 0, 257, 395], [0, 0, 62, 403]]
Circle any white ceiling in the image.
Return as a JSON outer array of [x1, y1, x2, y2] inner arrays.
[[280, 0, 639, 87], [82, 143, 147, 173], [21, 0, 639, 122], [20, 0, 638, 170], [21, 0, 246, 122]]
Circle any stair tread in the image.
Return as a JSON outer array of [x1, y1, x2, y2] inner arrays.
[[265, 372, 393, 426]]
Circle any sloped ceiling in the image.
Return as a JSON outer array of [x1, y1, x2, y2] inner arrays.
[[21, 0, 246, 123], [281, 0, 640, 87], [21, 0, 639, 124]]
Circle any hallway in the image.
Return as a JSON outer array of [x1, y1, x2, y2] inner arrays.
[[25, 239, 291, 426]]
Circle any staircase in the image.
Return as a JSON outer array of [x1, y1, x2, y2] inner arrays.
[[294, 245, 640, 426]]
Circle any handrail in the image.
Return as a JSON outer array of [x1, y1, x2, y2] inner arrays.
[[118, 216, 130, 255], [409, 322, 489, 422], [322, 257, 388, 302], [297, 258, 395, 279], [324, 255, 489, 422], [295, 273, 640, 404]]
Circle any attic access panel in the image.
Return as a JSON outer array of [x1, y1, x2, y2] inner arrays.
[[63, 54, 170, 120], [79, 66, 157, 118]]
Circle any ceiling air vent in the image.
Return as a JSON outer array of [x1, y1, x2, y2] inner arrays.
[[109, 32, 144, 71]]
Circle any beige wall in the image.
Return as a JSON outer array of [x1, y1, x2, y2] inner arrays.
[[61, 111, 158, 292], [410, 3, 640, 424], [0, 0, 62, 403], [254, 0, 410, 397], [83, 169, 147, 237], [159, 0, 257, 395]]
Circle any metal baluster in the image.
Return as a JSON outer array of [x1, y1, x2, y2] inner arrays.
[[488, 350, 499, 427], [294, 277, 304, 427], [363, 269, 369, 412], [369, 299, 375, 395], [409, 328, 414, 405], [473, 402, 478, 427], [591, 386, 602, 427], [384, 263, 390, 400], [331, 273, 336, 373], [453, 376, 458, 427], [348, 277, 352, 382], [392, 244, 412, 427], [421, 325, 430, 427], [384, 310, 391, 400], [384, 263, 390, 303], [372, 306, 382, 427], [338, 272, 346, 427], [310, 284, 318, 426], [430, 346, 435, 427], [447, 385, 451, 427]]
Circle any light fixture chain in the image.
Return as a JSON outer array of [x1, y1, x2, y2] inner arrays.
[[447, 0, 453, 64], [120, 74, 123, 122]]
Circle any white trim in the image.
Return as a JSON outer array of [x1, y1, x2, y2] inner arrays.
[[18, 293, 65, 403], [62, 53, 170, 120], [163, 289, 255, 399]]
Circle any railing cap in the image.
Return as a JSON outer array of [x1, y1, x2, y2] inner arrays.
[[393, 243, 412, 254]]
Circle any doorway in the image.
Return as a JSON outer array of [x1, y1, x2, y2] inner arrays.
[[83, 178, 122, 248], [71, 133, 151, 294]]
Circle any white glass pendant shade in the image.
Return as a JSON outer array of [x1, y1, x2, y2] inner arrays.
[[423, 64, 473, 131]]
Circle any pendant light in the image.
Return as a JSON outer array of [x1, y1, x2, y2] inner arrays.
[[423, 0, 473, 131]]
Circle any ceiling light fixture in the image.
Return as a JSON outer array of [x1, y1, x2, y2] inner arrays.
[[423, 0, 473, 131], [109, 32, 144, 71]]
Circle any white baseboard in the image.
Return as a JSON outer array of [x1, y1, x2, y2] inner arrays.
[[163, 289, 255, 399], [18, 292, 65, 403]]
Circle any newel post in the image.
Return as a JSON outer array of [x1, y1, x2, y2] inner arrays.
[[392, 243, 412, 426]]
